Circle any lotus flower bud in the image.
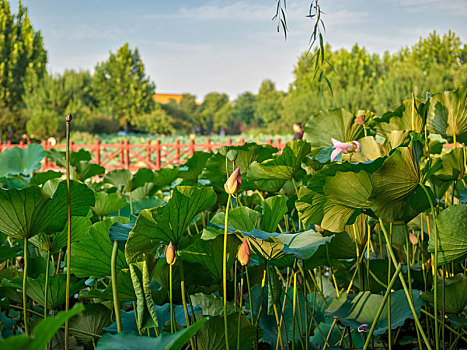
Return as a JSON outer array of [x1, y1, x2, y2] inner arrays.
[[238, 240, 250, 266], [166, 242, 176, 265], [219, 146, 229, 157], [226, 149, 238, 162], [358, 323, 368, 333], [409, 232, 418, 245], [314, 224, 325, 233], [355, 115, 366, 126], [224, 167, 241, 194]]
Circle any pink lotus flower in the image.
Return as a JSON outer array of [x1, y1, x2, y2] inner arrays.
[[358, 323, 369, 333], [330, 138, 362, 162], [355, 114, 366, 126], [409, 232, 419, 245], [224, 167, 242, 194], [237, 240, 250, 266]]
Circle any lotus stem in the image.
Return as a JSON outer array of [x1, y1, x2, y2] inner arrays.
[[292, 272, 297, 350], [255, 267, 267, 350], [388, 223, 392, 349], [234, 261, 237, 311], [363, 263, 403, 350], [223, 193, 232, 350], [111, 240, 122, 333], [245, 265, 254, 326], [65, 113, 72, 350], [237, 266, 244, 350], [22, 237, 29, 335], [169, 263, 175, 333], [419, 183, 439, 350], [322, 318, 338, 350], [179, 261, 195, 349], [273, 304, 284, 350], [129, 191, 133, 215], [379, 217, 432, 350]]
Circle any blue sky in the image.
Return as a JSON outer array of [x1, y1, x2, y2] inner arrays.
[[11, 0, 467, 100]]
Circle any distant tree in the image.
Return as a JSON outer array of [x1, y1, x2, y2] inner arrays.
[[0, 0, 47, 138], [91, 43, 155, 130], [232, 92, 257, 126], [162, 93, 199, 133], [133, 104, 173, 134], [255, 80, 284, 126], [198, 92, 230, 134]]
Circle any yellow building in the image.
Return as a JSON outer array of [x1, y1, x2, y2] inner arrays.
[[152, 93, 183, 104]]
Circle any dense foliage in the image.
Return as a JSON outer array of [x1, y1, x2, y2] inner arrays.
[[0, 85, 466, 349]]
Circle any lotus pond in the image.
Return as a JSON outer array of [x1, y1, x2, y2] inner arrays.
[[0, 86, 466, 349]]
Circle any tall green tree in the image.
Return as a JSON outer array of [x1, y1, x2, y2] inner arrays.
[[0, 0, 47, 138], [198, 92, 230, 134], [91, 43, 155, 130], [255, 79, 284, 126], [232, 91, 257, 127], [162, 93, 199, 133]]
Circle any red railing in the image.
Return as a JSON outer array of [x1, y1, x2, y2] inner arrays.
[[0, 138, 285, 172]]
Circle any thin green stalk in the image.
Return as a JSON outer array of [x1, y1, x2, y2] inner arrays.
[[421, 309, 467, 344], [420, 183, 439, 350], [129, 191, 133, 215], [273, 304, 284, 350], [22, 237, 29, 335], [111, 240, 122, 333], [237, 266, 244, 350], [379, 218, 432, 350], [245, 266, 254, 326], [64, 113, 72, 350], [322, 318, 338, 350], [169, 264, 175, 333], [234, 261, 238, 311], [44, 249, 50, 319], [388, 223, 392, 349], [363, 264, 402, 350], [133, 301, 142, 335], [255, 267, 267, 350], [179, 261, 195, 349], [406, 229, 422, 349], [223, 194, 232, 350]]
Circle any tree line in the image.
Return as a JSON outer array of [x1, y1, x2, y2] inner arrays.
[[1, 0, 466, 140]]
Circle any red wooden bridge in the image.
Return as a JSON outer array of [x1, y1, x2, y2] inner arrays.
[[0, 138, 285, 172]]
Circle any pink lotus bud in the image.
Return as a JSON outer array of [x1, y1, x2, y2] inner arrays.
[[355, 115, 366, 125], [237, 240, 250, 266], [358, 323, 369, 333], [330, 138, 362, 162], [166, 242, 176, 265], [409, 232, 418, 245], [314, 224, 325, 233], [224, 167, 242, 195]]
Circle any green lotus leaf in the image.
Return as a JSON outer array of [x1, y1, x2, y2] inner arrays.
[[190, 293, 236, 317], [103, 169, 133, 192], [349, 136, 384, 162], [29, 170, 62, 186], [79, 268, 136, 302], [74, 160, 105, 180], [247, 140, 311, 181], [201, 142, 277, 191], [95, 318, 207, 350], [325, 289, 424, 335], [370, 146, 431, 222], [428, 204, 467, 264], [209, 206, 261, 233], [92, 192, 128, 217], [0, 143, 46, 178], [0, 245, 21, 264], [71, 217, 129, 278], [427, 85, 467, 143], [196, 315, 255, 350], [69, 303, 112, 347], [297, 159, 383, 232], [118, 196, 166, 217], [262, 195, 288, 233], [420, 273, 467, 314], [0, 180, 94, 240], [181, 234, 241, 284], [375, 97, 427, 135], [153, 167, 180, 189], [430, 147, 465, 182], [179, 151, 211, 181], [0, 304, 84, 350], [303, 108, 364, 154], [279, 229, 334, 260], [125, 186, 217, 263]]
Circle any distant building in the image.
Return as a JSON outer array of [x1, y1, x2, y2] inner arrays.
[[153, 93, 200, 105]]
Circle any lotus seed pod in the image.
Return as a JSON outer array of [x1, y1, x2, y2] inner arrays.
[[219, 146, 229, 157], [226, 149, 238, 162]]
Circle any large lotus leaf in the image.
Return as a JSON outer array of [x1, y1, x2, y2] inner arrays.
[[125, 186, 217, 263], [79, 268, 136, 302], [430, 147, 465, 182], [420, 273, 467, 314], [92, 192, 128, 217], [0, 304, 84, 350], [427, 85, 467, 143], [118, 196, 166, 217], [182, 234, 241, 283], [74, 160, 105, 181], [153, 167, 180, 189], [385, 130, 410, 150], [109, 215, 137, 247], [247, 140, 311, 181], [375, 98, 427, 135], [0, 181, 94, 240], [69, 303, 112, 347], [104, 169, 133, 192], [0, 245, 21, 264], [297, 159, 383, 232], [201, 142, 277, 191], [178, 151, 211, 181], [209, 206, 262, 233], [71, 217, 129, 278], [370, 146, 431, 222], [303, 108, 364, 153], [29, 170, 62, 186], [95, 318, 208, 350], [325, 289, 424, 335], [26, 274, 84, 310], [238, 229, 284, 262], [196, 315, 256, 350], [349, 136, 384, 162], [262, 195, 288, 233], [428, 204, 467, 264], [304, 232, 357, 269], [279, 229, 334, 260], [190, 293, 236, 317], [0, 143, 46, 178], [47, 148, 91, 168]]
